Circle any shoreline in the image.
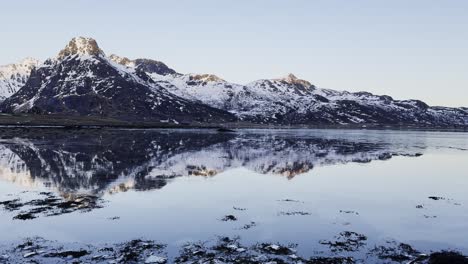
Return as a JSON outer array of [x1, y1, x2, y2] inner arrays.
[[0, 114, 466, 133], [1, 235, 467, 264]]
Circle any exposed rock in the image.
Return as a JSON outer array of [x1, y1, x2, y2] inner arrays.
[[319, 231, 367, 252], [57, 37, 104, 58], [221, 215, 238, 221]]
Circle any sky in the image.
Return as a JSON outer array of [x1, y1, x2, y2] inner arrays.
[[0, 0, 467, 107]]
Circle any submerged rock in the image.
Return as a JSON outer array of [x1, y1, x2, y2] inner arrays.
[[370, 241, 420, 262], [0, 192, 105, 220], [339, 210, 359, 215], [319, 231, 367, 252], [43, 250, 89, 259], [428, 251, 468, 264], [221, 214, 238, 221], [428, 196, 446, 201], [278, 211, 311, 216], [217, 128, 235, 133], [1, 236, 467, 264]]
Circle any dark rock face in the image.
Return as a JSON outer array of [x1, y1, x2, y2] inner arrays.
[[0, 48, 235, 123], [134, 58, 177, 76]]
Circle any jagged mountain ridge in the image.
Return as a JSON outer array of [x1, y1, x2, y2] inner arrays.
[[0, 37, 235, 123], [146, 70, 468, 126], [0, 57, 39, 101], [109, 52, 468, 126], [0, 37, 467, 126]]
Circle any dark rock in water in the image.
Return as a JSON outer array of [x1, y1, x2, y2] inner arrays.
[[44, 250, 89, 259], [116, 239, 166, 263], [428, 251, 468, 264], [257, 243, 296, 255], [0, 254, 9, 262], [307, 256, 355, 264], [319, 231, 367, 252], [370, 241, 420, 262], [63, 125, 83, 130], [278, 199, 303, 203], [0, 198, 23, 211], [0, 192, 105, 220], [13, 213, 37, 220], [424, 215, 437, 219], [3, 235, 467, 264], [217, 127, 235, 132], [278, 211, 311, 216], [238, 221, 257, 230], [428, 196, 446, 201], [221, 215, 238, 221], [339, 210, 359, 215]]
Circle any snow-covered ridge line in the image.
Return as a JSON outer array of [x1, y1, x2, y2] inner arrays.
[[0, 57, 40, 100], [0, 36, 466, 126]]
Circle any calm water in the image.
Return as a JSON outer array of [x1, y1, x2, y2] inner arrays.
[[0, 128, 467, 260]]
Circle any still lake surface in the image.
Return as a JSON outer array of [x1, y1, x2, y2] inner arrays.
[[0, 128, 467, 261]]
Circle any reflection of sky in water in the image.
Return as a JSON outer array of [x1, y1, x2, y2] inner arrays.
[[0, 129, 467, 256]]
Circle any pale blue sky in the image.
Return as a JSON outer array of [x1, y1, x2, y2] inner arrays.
[[1, 0, 467, 107]]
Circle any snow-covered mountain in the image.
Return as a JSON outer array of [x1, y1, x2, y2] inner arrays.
[[0, 37, 235, 123], [0, 36, 466, 126], [0, 57, 39, 101], [107, 52, 467, 126], [143, 69, 468, 126]]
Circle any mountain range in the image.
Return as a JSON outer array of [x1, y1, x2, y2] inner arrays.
[[0, 37, 467, 127]]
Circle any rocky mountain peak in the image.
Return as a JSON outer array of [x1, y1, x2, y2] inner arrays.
[[278, 73, 313, 88], [58, 37, 104, 58], [108, 55, 177, 76], [189, 74, 224, 83], [108, 54, 134, 67]]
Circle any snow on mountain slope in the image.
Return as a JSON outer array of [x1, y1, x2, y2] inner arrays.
[[0, 37, 236, 123], [0, 57, 39, 101], [138, 65, 468, 126]]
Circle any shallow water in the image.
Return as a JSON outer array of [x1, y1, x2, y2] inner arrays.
[[0, 129, 467, 261]]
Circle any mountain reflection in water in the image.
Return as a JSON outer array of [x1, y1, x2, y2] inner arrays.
[[0, 129, 423, 196]]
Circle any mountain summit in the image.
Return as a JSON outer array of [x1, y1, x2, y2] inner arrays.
[[58, 37, 104, 58], [277, 73, 314, 88]]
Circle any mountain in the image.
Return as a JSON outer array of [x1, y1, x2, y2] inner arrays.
[[0, 36, 466, 127], [0, 57, 39, 101], [146, 70, 468, 126], [0, 37, 235, 123]]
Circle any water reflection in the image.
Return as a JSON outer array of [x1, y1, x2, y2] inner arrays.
[[0, 129, 423, 195]]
